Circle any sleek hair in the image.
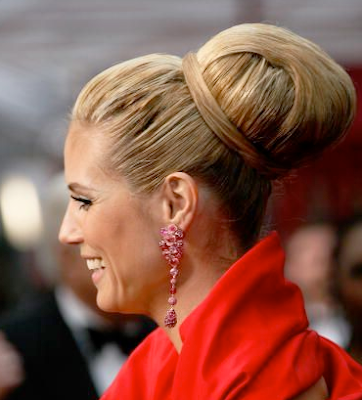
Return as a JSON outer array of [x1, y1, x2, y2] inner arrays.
[[71, 23, 356, 249]]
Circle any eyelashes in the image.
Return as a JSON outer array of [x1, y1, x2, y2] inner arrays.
[[70, 195, 92, 211]]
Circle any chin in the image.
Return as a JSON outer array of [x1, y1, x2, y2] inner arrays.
[[96, 293, 119, 313], [96, 289, 147, 315]]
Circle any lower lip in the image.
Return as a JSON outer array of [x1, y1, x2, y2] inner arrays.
[[91, 268, 106, 285]]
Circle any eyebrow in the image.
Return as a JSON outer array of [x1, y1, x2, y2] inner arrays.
[[68, 182, 96, 192]]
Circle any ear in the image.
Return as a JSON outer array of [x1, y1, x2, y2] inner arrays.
[[160, 172, 198, 231]]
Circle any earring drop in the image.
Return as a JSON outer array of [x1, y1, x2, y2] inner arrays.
[[159, 223, 184, 328]]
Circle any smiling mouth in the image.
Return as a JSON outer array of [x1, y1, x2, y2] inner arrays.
[[86, 259, 106, 272]]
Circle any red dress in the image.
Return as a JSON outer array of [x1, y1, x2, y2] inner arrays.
[[101, 233, 362, 400]]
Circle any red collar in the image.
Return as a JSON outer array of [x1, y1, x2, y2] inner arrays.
[[180, 231, 308, 341], [173, 232, 313, 398]]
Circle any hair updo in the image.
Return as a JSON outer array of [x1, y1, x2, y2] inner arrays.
[[71, 23, 356, 249]]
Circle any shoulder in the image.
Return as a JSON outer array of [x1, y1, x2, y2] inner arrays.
[[292, 378, 328, 400]]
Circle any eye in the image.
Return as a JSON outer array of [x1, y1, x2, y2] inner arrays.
[[70, 195, 92, 211]]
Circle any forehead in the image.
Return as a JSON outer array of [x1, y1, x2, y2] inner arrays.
[[66, 120, 102, 147], [64, 121, 110, 184]]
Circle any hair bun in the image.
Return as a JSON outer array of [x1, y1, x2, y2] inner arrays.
[[182, 52, 287, 180], [184, 24, 356, 179]]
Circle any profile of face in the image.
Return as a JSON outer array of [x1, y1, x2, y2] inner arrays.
[[43, 173, 106, 315], [59, 122, 171, 316], [335, 222, 362, 333]]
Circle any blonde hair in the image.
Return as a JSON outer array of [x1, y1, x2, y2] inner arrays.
[[72, 23, 356, 248]]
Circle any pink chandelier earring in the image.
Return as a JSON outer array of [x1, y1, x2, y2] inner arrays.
[[159, 223, 184, 328]]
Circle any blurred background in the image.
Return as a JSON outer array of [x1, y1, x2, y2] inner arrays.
[[0, 0, 361, 347]]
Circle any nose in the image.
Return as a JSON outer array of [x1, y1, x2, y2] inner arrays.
[[58, 204, 83, 245]]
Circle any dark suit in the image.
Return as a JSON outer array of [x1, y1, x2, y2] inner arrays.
[[0, 291, 98, 400]]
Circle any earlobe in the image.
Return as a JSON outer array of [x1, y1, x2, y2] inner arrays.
[[161, 172, 198, 231]]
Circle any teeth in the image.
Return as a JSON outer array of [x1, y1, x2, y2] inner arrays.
[[86, 259, 105, 270]]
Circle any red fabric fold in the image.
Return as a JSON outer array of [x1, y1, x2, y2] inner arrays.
[[102, 232, 362, 400]]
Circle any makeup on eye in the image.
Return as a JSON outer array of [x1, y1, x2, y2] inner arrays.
[[70, 195, 92, 210]]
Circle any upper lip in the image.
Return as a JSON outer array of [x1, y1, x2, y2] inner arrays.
[[81, 255, 101, 260]]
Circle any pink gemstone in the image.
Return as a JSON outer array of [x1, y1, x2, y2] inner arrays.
[[170, 286, 176, 294], [169, 246, 177, 255], [176, 230, 184, 238], [168, 296, 177, 306], [170, 278, 177, 285], [169, 224, 177, 232], [164, 309, 177, 328]]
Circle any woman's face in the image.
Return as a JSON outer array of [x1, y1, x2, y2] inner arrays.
[[59, 122, 169, 315]]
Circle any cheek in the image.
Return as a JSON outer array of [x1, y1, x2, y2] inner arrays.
[[81, 208, 121, 256], [100, 226, 170, 312], [117, 237, 168, 290]]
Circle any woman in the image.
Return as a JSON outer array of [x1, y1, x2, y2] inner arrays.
[[59, 24, 362, 399]]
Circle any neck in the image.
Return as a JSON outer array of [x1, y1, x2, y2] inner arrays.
[[150, 252, 238, 353]]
